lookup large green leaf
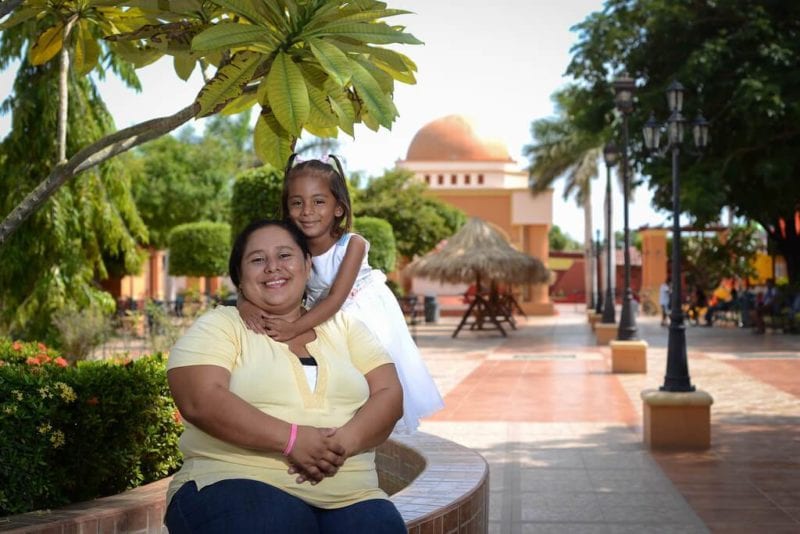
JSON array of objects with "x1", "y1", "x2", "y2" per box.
[
  {"x1": 266, "y1": 51, "x2": 309, "y2": 135},
  {"x1": 349, "y1": 59, "x2": 395, "y2": 129},
  {"x1": 305, "y1": 8, "x2": 409, "y2": 33},
  {"x1": 221, "y1": 92, "x2": 258, "y2": 115},
  {"x1": 353, "y1": 55, "x2": 394, "y2": 94},
  {"x1": 209, "y1": 0, "x2": 274, "y2": 27},
  {"x1": 306, "y1": 83, "x2": 339, "y2": 128},
  {"x1": 360, "y1": 108, "x2": 381, "y2": 132},
  {"x1": 309, "y1": 22, "x2": 422, "y2": 45},
  {"x1": 173, "y1": 51, "x2": 196, "y2": 80},
  {"x1": 121, "y1": 0, "x2": 203, "y2": 13},
  {"x1": 196, "y1": 50, "x2": 262, "y2": 117},
  {"x1": 191, "y1": 22, "x2": 277, "y2": 53},
  {"x1": 254, "y1": 111, "x2": 293, "y2": 168},
  {"x1": 354, "y1": 45, "x2": 416, "y2": 84},
  {"x1": 109, "y1": 40, "x2": 164, "y2": 68},
  {"x1": 328, "y1": 89, "x2": 356, "y2": 136},
  {"x1": 308, "y1": 8, "x2": 410, "y2": 30},
  {"x1": 308, "y1": 38, "x2": 352, "y2": 86},
  {"x1": 29, "y1": 23, "x2": 64, "y2": 66},
  {"x1": 0, "y1": 6, "x2": 40, "y2": 30},
  {"x1": 73, "y1": 21, "x2": 102, "y2": 76}
]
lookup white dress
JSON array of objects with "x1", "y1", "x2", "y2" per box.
[{"x1": 305, "y1": 233, "x2": 444, "y2": 432}]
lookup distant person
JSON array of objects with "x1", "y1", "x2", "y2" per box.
[
  {"x1": 704, "y1": 287, "x2": 737, "y2": 326},
  {"x1": 659, "y1": 278, "x2": 671, "y2": 326},
  {"x1": 688, "y1": 287, "x2": 707, "y2": 326},
  {"x1": 237, "y1": 155, "x2": 443, "y2": 432},
  {"x1": 174, "y1": 294, "x2": 185, "y2": 317},
  {"x1": 754, "y1": 278, "x2": 779, "y2": 334}
]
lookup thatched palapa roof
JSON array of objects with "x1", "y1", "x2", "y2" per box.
[{"x1": 407, "y1": 217, "x2": 551, "y2": 285}]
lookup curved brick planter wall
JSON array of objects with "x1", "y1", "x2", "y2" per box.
[{"x1": 0, "y1": 432, "x2": 488, "y2": 534}]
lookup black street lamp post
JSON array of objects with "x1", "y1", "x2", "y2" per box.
[
  {"x1": 601, "y1": 142, "x2": 618, "y2": 323},
  {"x1": 613, "y1": 73, "x2": 638, "y2": 341},
  {"x1": 642, "y1": 80, "x2": 710, "y2": 392},
  {"x1": 594, "y1": 228, "x2": 603, "y2": 315}
]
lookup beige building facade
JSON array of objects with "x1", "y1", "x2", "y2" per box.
[{"x1": 397, "y1": 115, "x2": 554, "y2": 315}]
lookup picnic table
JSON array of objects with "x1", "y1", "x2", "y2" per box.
[{"x1": 451, "y1": 287, "x2": 526, "y2": 338}]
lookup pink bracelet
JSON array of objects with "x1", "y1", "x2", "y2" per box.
[{"x1": 282, "y1": 423, "x2": 298, "y2": 456}]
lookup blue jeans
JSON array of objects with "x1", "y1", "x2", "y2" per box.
[{"x1": 165, "y1": 479, "x2": 406, "y2": 534}]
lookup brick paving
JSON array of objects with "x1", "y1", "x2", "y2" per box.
[{"x1": 417, "y1": 304, "x2": 800, "y2": 534}]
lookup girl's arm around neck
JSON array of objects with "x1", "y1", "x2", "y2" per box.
[{"x1": 266, "y1": 235, "x2": 367, "y2": 341}]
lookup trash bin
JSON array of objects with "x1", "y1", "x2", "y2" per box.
[{"x1": 424, "y1": 295, "x2": 439, "y2": 323}]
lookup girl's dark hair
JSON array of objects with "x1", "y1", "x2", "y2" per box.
[
  {"x1": 281, "y1": 154, "x2": 352, "y2": 238},
  {"x1": 229, "y1": 219, "x2": 311, "y2": 287}
]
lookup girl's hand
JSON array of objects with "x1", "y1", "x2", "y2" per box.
[
  {"x1": 287, "y1": 426, "x2": 345, "y2": 484},
  {"x1": 237, "y1": 297, "x2": 269, "y2": 334},
  {"x1": 265, "y1": 318, "x2": 299, "y2": 341}
]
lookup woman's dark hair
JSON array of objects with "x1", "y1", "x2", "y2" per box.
[
  {"x1": 229, "y1": 219, "x2": 311, "y2": 287},
  {"x1": 281, "y1": 154, "x2": 352, "y2": 238}
]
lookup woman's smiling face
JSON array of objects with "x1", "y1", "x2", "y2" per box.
[{"x1": 239, "y1": 225, "x2": 311, "y2": 316}]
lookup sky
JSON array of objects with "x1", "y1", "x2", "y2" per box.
[{"x1": 0, "y1": 0, "x2": 672, "y2": 243}]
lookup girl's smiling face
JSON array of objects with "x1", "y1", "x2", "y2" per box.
[
  {"x1": 286, "y1": 173, "x2": 344, "y2": 244},
  {"x1": 239, "y1": 225, "x2": 311, "y2": 317}
]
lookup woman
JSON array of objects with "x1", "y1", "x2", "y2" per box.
[{"x1": 164, "y1": 219, "x2": 406, "y2": 533}]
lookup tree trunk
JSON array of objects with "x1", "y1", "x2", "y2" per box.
[
  {"x1": 58, "y1": 15, "x2": 78, "y2": 163},
  {"x1": 0, "y1": 103, "x2": 199, "y2": 246},
  {"x1": 583, "y1": 185, "x2": 593, "y2": 308}
]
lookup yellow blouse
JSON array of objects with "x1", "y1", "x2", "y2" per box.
[{"x1": 166, "y1": 306, "x2": 393, "y2": 509}]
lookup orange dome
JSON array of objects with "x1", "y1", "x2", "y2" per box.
[{"x1": 405, "y1": 115, "x2": 512, "y2": 162}]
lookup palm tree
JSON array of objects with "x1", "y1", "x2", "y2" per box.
[{"x1": 524, "y1": 91, "x2": 604, "y2": 308}]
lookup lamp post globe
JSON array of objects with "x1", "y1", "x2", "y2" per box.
[
  {"x1": 613, "y1": 73, "x2": 639, "y2": 341},
  {"x1": 601, "y1": 142, "x2": 618, "y2": 324}
]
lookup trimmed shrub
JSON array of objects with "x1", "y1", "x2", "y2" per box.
[
  {"x1": 354, "y1": 216, "x2": 396, "y2": 273},
  {"x1": 230, "y1": 165, "x2": 284, "y2": 239},
  {"x1": 168, "y1": 221, "x2": 231, "y2": 277},
  {"x1": 0, "y1": 341, "x2": 182, "y2": 516}
]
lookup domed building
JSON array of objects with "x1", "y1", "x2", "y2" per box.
[{"x1": 397, "y1": 115, "x2": 555, "y2": 315}]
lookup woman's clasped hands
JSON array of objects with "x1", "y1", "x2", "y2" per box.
[{"x1": 286, "y1": 426, "x2": 353, "y2": 485}]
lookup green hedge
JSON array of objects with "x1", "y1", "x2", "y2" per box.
[
  {"x1": 230, "y1": 165, "x2": 284, "y2": 239},
  {"x1": 0, "y1": 340, "x2": 182, "y2": 516},
  {"x1": 353, "y1": 216, "x2": 396, "y2": 273},
  {"x1": 168, "y1": 221, "x2": 231, "y2": 277}
]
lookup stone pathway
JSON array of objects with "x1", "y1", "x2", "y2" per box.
[{"x1": 416, "y1": 304, "x2": 800, "y2": 533}]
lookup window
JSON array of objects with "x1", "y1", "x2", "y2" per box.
[
  {"x1": 465, "y1": 174, "x2": 471, "y2": 185},
  {"x1": 451, "y1": 174, "x2": 457, "y2": 184},
  {"x1": 477, "y1": 174, "x2": 485, "y2": 185},
  {"x1": 424, "y1": 174, "x2": 431, "y2": 184},
  {"x1": 437, "y1": 174, "x2": 444, "y2": 185}
]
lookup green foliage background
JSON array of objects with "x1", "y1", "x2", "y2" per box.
[
  {"x1": 565, "y1": 0, "x2": 800, "y2": 283},
  {"x1": 353, "y1": 216, "x2": 396, "y2": 273},
  {"x1": 131, "y1": 125, "x2": 243, "y2": 249},
  {"x1": 0, "y1": 62, "x2": 146, "y2": 341},
  {"x1": 168, "y1": 221, "x2": 231, "y2": 277},
  {"x1": 354, "y1": 169, "x2": 466, "y2": 259},
  {"x1": 229, "y1": 165, "x2": 284, "y2": 239}
]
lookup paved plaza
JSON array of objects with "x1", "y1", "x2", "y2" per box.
[{"x1": 415, "y1": 304, "x2": 800, "y2": 534}]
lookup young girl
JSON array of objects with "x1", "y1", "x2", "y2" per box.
[{"x1": 238, "y1": 154, "x2": 443, "y2": 432}]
